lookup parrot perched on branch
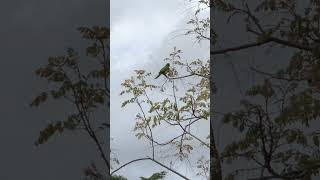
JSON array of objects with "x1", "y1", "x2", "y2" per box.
[{"x1": 155, "y1": 63, "x2": 170, "y2": 79}]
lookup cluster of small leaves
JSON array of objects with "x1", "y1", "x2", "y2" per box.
[
  {"x1": 111, "y1": 175, "x2": 127, "y2": 180},
  {"x1": 30, "y1": 92, "x2": 48, "y2": 107},
  {"x1": 31, "y1": 26, "x2": 109, "y2": 146},
  {"x1": 271, "y1": 150, "x2": 320, "y2": 179},
  {"x1": 275, "y1": 89, "x2": 320, "y2": 127},
  {"x1": 83, "y1": 163, "x2": 108, "y2": 180},
  {"x1": 189, "y1": 59, "x2": 210, "y2": 78},
  {"x1": 222, "y1": 77, "x2": 320, "y2": 179},
  {"x1": 35, "y1": 114, "x2": 80, "y2": 146},
  {"x1": 221, "y1": 128, "x2": 259, "y2": 162},
  {"x1": 254, "y1": 0, "x2": 296, "y2": 12},
  {"x1": 140, "y1": 171, "x2": 167, "y2": 180},
  {"x1": 172, "y1": 136, "x2": 195, "y2": 161},
  {"x1": 78, "y1": 26, "x2": 109, "y2": 42},
  {"x1": 171, "y1": 57, "x2": 210, "y2": 120},
  {"x1": 185, "y1": 0, "x2": 210, "y2": 43},
  {"x1": 246, "y1": 79, "x2": 274, "y2": 98},
  {"x1": 256, "y1": 0, "x2": 320, "y2": 46},
  {"x1": 188, "y1": 0, "x2": 211, "y2": 8},
  {"x1": 212, "y1": 0, "x2": 234, "y2": 12},
  {"x1": 120, "y1": 50, "x2": 209, "y2": 166},
  {"x1": 196, "y1": 156, "x2": 209, "y2": 178},
  {"x1": 297, "y1": 158, "x2": 320, "y2": 178},
  {"x1": 36, "y1": 48, "x2": 79, "y2": 75},
  {"x1": 120, "y1": 70, "x2": 157, "y2": 108},
  {"x1": 78, "y1": 26, "x2": 109, "y2": 80},
  {"x1": 181, "y1": 86, "x2": 209, "y2": 120},
  {"x1": 186, "y1": 15, "x2": 210, "y2": 43}
]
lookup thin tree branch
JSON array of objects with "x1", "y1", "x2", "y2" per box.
[
  {"x1": 211, "y1": 39, "x2": 272, "y2": 55},
  {"x1": 111, "y1": 157, "x2": 190, "y2": 180}
]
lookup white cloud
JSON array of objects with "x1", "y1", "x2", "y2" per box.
[{"x1": 110, "y1": 0, "x2": 187, "y2": 72}]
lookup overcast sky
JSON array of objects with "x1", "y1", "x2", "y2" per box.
[
  {"x1": 111, "y1": 0, "x2": 209, "y2": 179},
  {"x1": 0, "y1": 0, "x2": 108, "y2": 179}
]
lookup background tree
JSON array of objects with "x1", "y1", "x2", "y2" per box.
[
  {"x1": 30, "y1": 25, "x2": 171, "y2": 180},
  {"x1": 212, "y1": 0, "x2": 320, "y2": 179},
  {"x1": 30, "y1": 26, "x2": 111, "y2": 179}
]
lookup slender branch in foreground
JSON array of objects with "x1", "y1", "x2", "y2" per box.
[
  {"x1": 111, "y1": 158, "x2": 150, "y2": 175},
  {"x1": 247, "y1": 28, "x2": 313, "y2": 51},
  {"x1": 211, "y1": 39, "x2": 272, "y2": 55},
  {"x1": 167, "y1": 74, "x2": 196, "y2": 80},
  {"x1": 168, "y1": 73, "x2": 209, "y2": 80},
  {"x1": 247, "y1": 175, "x2": 284, "y2": 180},
  {"x1": 211, "y1": 31, "x2": 313, "y2": 56},
  {"x1": 110, "y1": 157, "x2": 190, "y2": 180}
]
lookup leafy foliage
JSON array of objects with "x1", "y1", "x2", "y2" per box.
[
  {"x1": 31, "y1": 26, "x2": 109, "y2": 146},
  {"x1": 31, "y1": 26, "x2": 110, "y2": 178},
  {"x1": 111, "y1": 175, "x2": 128, "y2": 180},
  {"x1": 140, "y1": 171, "x2": 167, "y2": 180},
  {"x1": 120, "y1": 48, "x2": 209, "y2": 161}
]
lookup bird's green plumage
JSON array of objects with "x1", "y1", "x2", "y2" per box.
[{"x1": 155, "y1": 63, "x2": 170, "y2": 79}]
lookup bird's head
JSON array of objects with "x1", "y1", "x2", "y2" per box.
[{"x1": 166, "y1": 63, "x2": 170, "y2": 67}]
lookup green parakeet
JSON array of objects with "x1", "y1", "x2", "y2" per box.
[{"x1": 155, "y1": 63, "x2": 170, "y2": 79}]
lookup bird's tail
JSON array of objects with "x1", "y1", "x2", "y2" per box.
[{"x1": 155, "y1": 74, "x2": 160, "y2": 79}]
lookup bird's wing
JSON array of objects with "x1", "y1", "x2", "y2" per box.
[{"x1": 159, "y1": 65, "x2": 169, "y2": 74}]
